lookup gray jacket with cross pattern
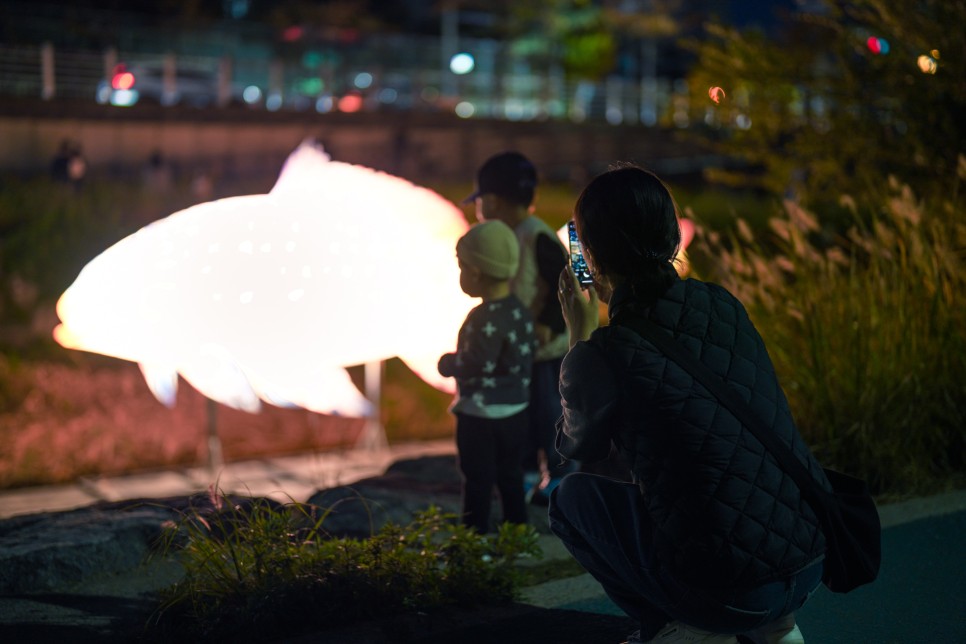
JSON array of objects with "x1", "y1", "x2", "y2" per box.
[{"x1": 439, "y1": 294, "x2": 538, "y2": 419}]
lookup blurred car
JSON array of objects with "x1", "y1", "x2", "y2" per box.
[{"x1": 96, "y1": 63, "x2": 236, "y2": 107}]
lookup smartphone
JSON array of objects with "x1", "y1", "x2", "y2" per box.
[{"x1": 568, "y1": 220, "x2": 594, "y2": 288}]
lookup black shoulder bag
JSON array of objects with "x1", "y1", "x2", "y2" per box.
[{"x1": 614, "y1": 312, "x2": 882, "y2": 593}]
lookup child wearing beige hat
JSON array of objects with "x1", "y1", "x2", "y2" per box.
[{"x1": 438, "y1": 220, "x2": 538, "y2": 533}]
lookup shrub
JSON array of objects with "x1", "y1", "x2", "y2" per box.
[
  {"x1": 694, "y1": 178, "x2": 965, "y2": 498},
  {"x1": 149, "y1": 493, "x2": 541, "y2": 642}
]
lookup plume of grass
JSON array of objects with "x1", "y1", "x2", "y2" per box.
[{"x1": 694, "y1": 178, "x2": 965, "y2": 498}]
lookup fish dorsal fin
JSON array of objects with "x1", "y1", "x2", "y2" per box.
[
  {"x1": 269, "y1": 139, "x2": 332, "y2": 196},
  {"x1": 138, "y1": 363, "x2": 179, "y2": 408}
]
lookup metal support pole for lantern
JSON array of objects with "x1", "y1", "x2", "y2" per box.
[
  {"x1": 357, "y1": 360, "x2": 388, "y2": 451},
  {"x1": 206, "y1": 398, "x2": 224, "y2": 473}
]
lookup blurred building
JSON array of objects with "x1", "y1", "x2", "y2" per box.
[{"x1": 0, "y1": 1, "x2": 805, "y2": 125}]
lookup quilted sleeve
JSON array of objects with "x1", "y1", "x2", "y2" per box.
[{"x1": 555, "y1": 340, "x2": 620, "y2": 463}]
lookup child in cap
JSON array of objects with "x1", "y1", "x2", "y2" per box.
[
  {"x1": 438, "y1": 220, "x2": 538, "y2": 533},
  {"x1": 464, "y1": 151, "x2": 573, "y2": 504}
]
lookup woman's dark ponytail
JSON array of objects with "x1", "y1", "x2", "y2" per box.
[{"x1": 628, "y1": 257, "x2": 679, "y2": 304}]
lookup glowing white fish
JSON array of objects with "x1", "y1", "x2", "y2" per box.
[{"x1": 54, "y1": 141, "x2": 474, "y2": 417}]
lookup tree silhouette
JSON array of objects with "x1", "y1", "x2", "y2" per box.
[{"x1": 683, "y1": 0, "x2": 964, "y2": 206}]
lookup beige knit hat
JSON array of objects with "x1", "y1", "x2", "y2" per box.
[{"x1": 456, "y1": 220, "x2": 519, "y2": 279}]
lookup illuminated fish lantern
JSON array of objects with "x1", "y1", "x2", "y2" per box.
[{"x1": 54, "y1": 141, "x2": 474, "y2": 417}]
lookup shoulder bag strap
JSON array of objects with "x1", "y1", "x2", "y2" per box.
[{"x1": 613, "y1": 312, "x2": 830, "y2": 511}]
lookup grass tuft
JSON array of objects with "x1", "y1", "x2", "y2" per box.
[
  {"x1": 693, "y1": 180, "x2": 965, "y2": 498},
  {"x1": 147, "y1": 492, "x2": 541, "y2": 642}
]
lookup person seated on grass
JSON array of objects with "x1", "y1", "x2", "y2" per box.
[
  {"x1": 438, "y1": 220, "x2": 538, "y2": 533},
  {"x1": 551, "y1": 164, "x2": 829, "y2": 644}
]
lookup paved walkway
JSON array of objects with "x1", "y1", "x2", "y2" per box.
[
  {"x1": 0, "y1": 439, "x2": 457, "y2": 520},
  {"x1": 521, "y1": 491, "x2": 966, "y2": 643},
  {"x1": 1, "y1": 443, "x2": 964, "y2": 643}
]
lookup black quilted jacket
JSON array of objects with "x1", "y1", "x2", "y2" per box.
[{"x1": 556, "y1": 278, "x2": 828, "y2": 590}]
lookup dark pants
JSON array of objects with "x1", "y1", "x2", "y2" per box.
[
  {"x1": 526, "y1": 357, "x2": 575, "y2": 478},
  {"x1": 455, "y1": 410, "x2": 529, "y2": 533},
  {"x1": 549, "y1": 473, "x2": 823, "y2": 638}
]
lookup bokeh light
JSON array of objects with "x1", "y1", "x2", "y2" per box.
[
  {"x1": 110, "y1": 89, "x2": 138, "y2": 107},
  {"x1": 449, "y1": 53, "x2": 475, "y2": 75},
  {"x1": 354, "y1": 72, "x2": 373, "y2": 89},
  {"x1": 242, "y1": 85, "x2": 262, "y2": 104},
  {"x1": 315, "y1": 95, "x2": 334, "y2": 113},
  {"x1": 917, "y1": 55, "x2": 938, "y2": 74},
  {"x1": 708, "y1": 86, "x2": 726, "y2": 104},
  {"x1": 338, "y1": 93, "x2": 363, "y2": 112},
  {"x1": 455, "y1": 101, "x2": 475, "y2": 118},
  {"x1": 866, "y1": 36, "x2": 890, "y2": 55},
  {"x1": 281, "y1": 25, "x2": 303, "y2": 42},
  {"x1": 378, "y1": 88, "x2": 398, "y2": 104},
  {"x1": 112, "y1": 71, "x2": 135, "y2": 91}
]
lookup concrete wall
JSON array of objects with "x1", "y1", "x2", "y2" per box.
[{"x1": 0, "y1": 100, "x2": 697, "y2": 186}]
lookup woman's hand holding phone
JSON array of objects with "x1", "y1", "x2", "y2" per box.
[
  {"x1": 558, "y1": 265, "x2": 599, "y2": 349},
  {"x1": 568, "y1": 220, "x2": 595, "y2": 288}
]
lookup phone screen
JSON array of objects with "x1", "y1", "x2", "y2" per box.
[{"x1": 568, "y1": 220, "x2": 594, "y2": 287}]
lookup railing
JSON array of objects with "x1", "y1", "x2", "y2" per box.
[{"x1": 0, "y1": 40, "x2": 695, "y2": 127}]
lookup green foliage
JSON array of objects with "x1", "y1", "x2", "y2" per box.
[
  {"x1": 681, "y1": 1, "x2": 965, "y2": 497},
  {"x1": 380, "y1": 358, "x2": 454, "y2": 441},
  {"x1": 0, "y1": 354, "x2": 30, "y2": 414},
  {"x1": 683, "y1": 0, "x2": 964, "y2": 207},
  {"x1": 503, "y1": 0, "x2": 617, "y2": 80},
  {"x1": 0, "y1": 174, "x2": 200, "y2": 330},
  {"x1": 671, "y1": 185, "x2": 778, "y2": 233},
  {"x1": 150, "y1": 496, "x2": 541, "y2": 642},
  {"x1": 1, "y1": 179, "x2": 117, "y2": 318},
  {"x1": 694, "y1": 180, "x2": 966, "y2": 498}
]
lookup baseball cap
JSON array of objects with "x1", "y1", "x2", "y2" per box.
[
  {"x1": 462, "y1": 151, "x2": 537, "y2": 206},
  {"x1": 456, "y1": 220, "x2": 520, "y2": 279}
]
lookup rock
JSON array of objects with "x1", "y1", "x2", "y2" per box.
[
  {"x1": 0, "y1": 504, "x2": 176, "y2": 594},
  {"x1": 0, "y1": 493, "x2": 280, "y2": 594},
  {"x1": 307, "y1": 454, "x2": 464, "y2": 538},
  {"x1": 383, "y1": 454, "x2": 463, "y2": 486},
  {"x1": 307, "y1": 454, "x2": 551, "y2": 538}
]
